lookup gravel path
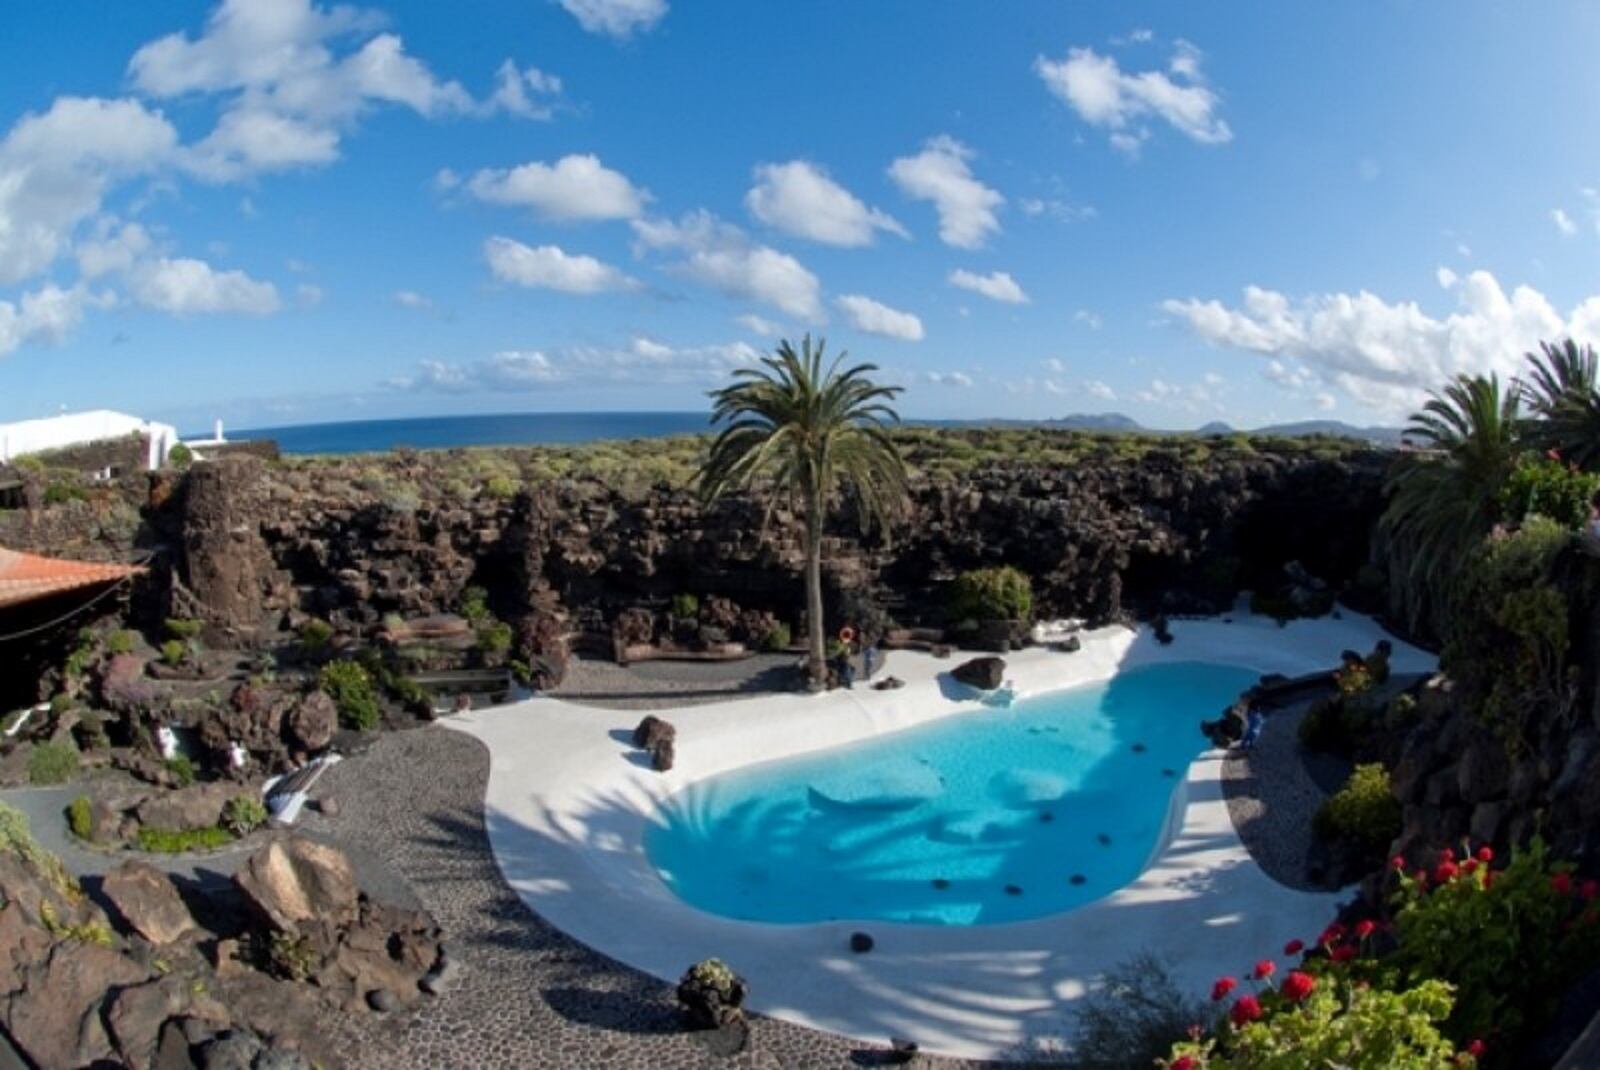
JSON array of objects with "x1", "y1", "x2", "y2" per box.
[
  {"x1": 320, "y1": 724, "x2": 980, "y2": 1069},
  {"x1": 1220, "y1": 701, "x2": 1351, "y2": 890}
]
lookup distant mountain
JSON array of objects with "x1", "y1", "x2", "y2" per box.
[
  {"x1": 1043, "y1": 412, "x2": 1145, "y2": 432},
  {"x1": 1196, "y1": 421, "x2": 1235, "y2": 435},
  {"x1": 1250, "y1": 419, "x2": 1406, "y2": 445}
]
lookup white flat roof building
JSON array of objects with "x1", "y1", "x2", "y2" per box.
[{"x1": 0, "y1": 410, "x2": 179, "y2": 470}]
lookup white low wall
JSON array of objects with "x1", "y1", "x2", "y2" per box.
[{"x1": 446, "y1": 610, "x2": 1434, "y2": 1059}]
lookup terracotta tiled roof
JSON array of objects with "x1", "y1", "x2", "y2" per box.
[{"x1": 0, "y1": 547, "x2": 143, "y2": 609}]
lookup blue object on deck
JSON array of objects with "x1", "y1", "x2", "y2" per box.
[{"x1": 1239, "y1": 708, "x2": 1266, "y2": 750}]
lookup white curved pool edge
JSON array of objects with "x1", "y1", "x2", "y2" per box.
[{"x1": 445, "y1": 611, "x2": 1435, "y2": 1060}]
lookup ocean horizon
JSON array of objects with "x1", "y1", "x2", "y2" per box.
[{"x1": 227, "y1": 411, "x2": 714, "y2": 455}]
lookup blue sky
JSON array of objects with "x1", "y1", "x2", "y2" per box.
[{"x1": 4, "y1": 1, "x2": 1600, "y2": 432}]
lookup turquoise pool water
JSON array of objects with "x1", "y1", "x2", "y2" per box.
[{"x1": 644, "y1": 661, "x2": 1259, "y2": 925}]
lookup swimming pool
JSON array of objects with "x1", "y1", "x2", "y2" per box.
[{"x1": 645, "y1": 661, "x2": 1259, "y2": 926}]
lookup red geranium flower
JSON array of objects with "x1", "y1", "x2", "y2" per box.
[
  {"x1": 1462, "y1": 858, "x2": 1479, "y2": 875},
  {"x1": 1229, "y1": 994, "x2": 1263, "y2": 1026},
  {"x1": 1320, "y1": 921, "x2": 1346, "y2": 945},
  {"x1": 1354, "y1": 919, "x2": 1377, "y2": 939},
  {"x1": 1330, "y1": 945, "x2": 1359, "y2": 963},
  {"x1": 1434, "y1": 860, "x2": 1459, "y2": 884},
  {"x1": 1391, "y1": 854, "x2": 1407, "y2": 871},
  {"x1": 1468, "y1": 1038, "x2": 1487, "y2": 1057},
  {"x1": 1211, "y1": 976, "x2": 1237, "y2": 1001},
  {"x1": 1280, "y1": 970, "x2": 1316, "y2": 1002},
  {"x1": 1476, "y1": 846, "x2": 1493, "y2": 863},
  {"x1": 1171, "y1": 1057, "x2": 1197, "y2": 1070},
  {"x1": 1283, "y1": 938, "x2": 1304, "y2": 956},
  {"x1": 1553, "y1": 873, "x2": 1574, "y2": 896},
  {"x1": 1253, "y1": 958, "x2": 1276, "y2": 980},
  {"x1": 1439, "y1": 847, "x2": 1456, "y2": 864},
  {"x1": 1413, "y1": 869, "x2": 1429, "y2": 888}
]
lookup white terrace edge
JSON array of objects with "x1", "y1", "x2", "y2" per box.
[{"x1": 445, "y1": 610, "x2": 1435, "y2": 1060}]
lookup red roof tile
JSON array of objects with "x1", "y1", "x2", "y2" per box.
[{"x1": 0, "y1": 547, "x2": 143, "y2": 609}]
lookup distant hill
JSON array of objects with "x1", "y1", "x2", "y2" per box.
[
  {"x1": 1042, "y1": 412, "x2": 1145, "y2": 433},
  {"x1": 917, "y1": 412, "x2": 1405, "y2": 445},
  {"x1": 1250, "y1": 420, "x2": 1406, "y2": 445},
  {"x1": 1196, "y1": 421, "x2": 1234, "y2": 436}
]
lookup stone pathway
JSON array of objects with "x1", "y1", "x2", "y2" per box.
[{"x1": 319, "y1": 725, "x2": 980, "y2": 1069}]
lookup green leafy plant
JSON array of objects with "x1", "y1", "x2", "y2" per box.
[
  {"x1": 266, "y1": 929, "x2": 321, "y2": 981},
  {"x1": 948, "y1": 566, "x2": 1034, "y2": 622},
  {"x1": 104, "y1": 629, "x2": 138, "y2": 656},
  {"x1": 164, "y1": 755, "x2": 197, "y2": 787},
  {"x1": 166, "y1": 442, "x2": 194, "y2": 468},
  {"x1": 1072, "y1": 953, "x2": 1211, "y2": 1070},
  {"x1": 670, "y1": 592, "x2": 700, "y2": 621},
  {"x1": 164, "y1": 618, "x2": 203, "y2": 641},
  {"x1": 459, "y1": 585, "x2": 490, "y2": 624},
  {"x1": 27, "y1": 741, "x2": 79, "y2": 785},
  {"x1": 222, "y1": 794, "x2": 268, "y2": 836},
  {"x1": 761, "y1": 621, "x2": 792, "y2": 652},
  {"x1": 298, "y1": 618, "x2": 334, "y2": 651},
  {"x1": 0, "y1": 802, "x2": 80, "y2": 900},
  {"x1": 159, "y1": 639, "x2": 187, "y2": 667},
  {"x1": 65, "y1": 796, "x2": 93, "y2": 840},
  {"x1": 1314, "y1": 763, "x2": 1401, "y2": 860},
  {"x1": 1498, "y1": 454, "x2": 1600, "y2": 528},
  {"x1": 318, "y1": 660, "x2": 380, "y2": 731},
  {"x1": 483, "y1": 473, "x2": 518, "y2": 499},
  {"x1": 476, "y1": 620, "x2": 513, "y2": 656},
  {"x1": 135, "y1": 825, "x2": 234, "y2": 853},
  {"x1": 39, "y1": 901, "x2": 114, "y2": 947}
]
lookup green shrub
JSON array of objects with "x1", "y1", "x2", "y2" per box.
[
  {"x1": 670, "y1": 592, "x2": 700, "y2": 620},
  {"x1": 0, "y1": 802, "x2": 79, "y2": 899},
  {"x1": 1391, "y1": 838, "x2": 1600, "y2": 1053},
  {"x1": 164, "y1": 755, "x2": 196, "y2": 787},
  {"x1": 222, "y1": 795, "x2": 268, "y2": 836},
  {"x1": 267, "y1": 929, "x2": 321, "y2": 981},
  {"x1": 318, "y1": 660, "x2": 380, "y2": 731},
  {"x1": 1314, "y1": 763, "x2": 1401, "y2": 858},
  {"x1": 164, "y1": 618, "x2": 203, "y2": 641},
  {"x1": 39, "y1": 900, "x2": 114, "y2": 946},
  {"x1": 65, "y1": 796, "x2": 93, "y2": 840},
  {"x1": 483, "y1": 474, "x2": 518, "y2": 499},
  {"x1": 948, "y1": 566, "x2": 1034, "y2": 621},
  {"x1": 1498, "y1": 454, "x2": 1600, "y2": 529},
  {"x1": 135, "y1": 825, "x2": 234, "y2": 853},
  {"x1": 160, "y1": 639, "x2": 187, "y2": 667},
  {"x1": 298, "y1": 618, "x2": 334, "y2": 651},
  {"x1": 27, "y1": 741, "x2": 78, "y2": 785},
  {"x1": 166, "y1": 442, "x2": 193, "y2": 468},
  {"x1": 104, "y1": 629, "x2": 137, "y2": 656},
  {"x1": 761, "y1": 622, "x2": 792, "y2": 651},
  {"x1": 459, "y1": 586, "x2": 490, "y2": 624},
  {"x1": 477, "y1": 620, "x2": 513, "y2": 655}
]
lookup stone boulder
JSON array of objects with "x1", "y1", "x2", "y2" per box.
[
  {"x1": 515, "y1": 610, "x2": 569, "y2": 690},
  {"x1": 632, "y1": 715, "x2": 675, "y2": 751},
  {"x1": 2, "y1": 939, "x2": 151, "y2": 1069},
  {"x1": 101, "y1": 861, "x2": 195, "y2": 945},
  {"x1": 136, "y1": 781, "x2": 238, "y2": 833},
  {"x1": 235, "y1": 838, "x2": 359, "y2": 932},
  {"x1": 285, "y1": 691, "x2": 336, "y2": 754},
  {"x1": 951, "y1": 656, "x2": 1006, "y2": 691},
  {"x1": 99, "y1": 654, "x2": 158, "y2": 714}
]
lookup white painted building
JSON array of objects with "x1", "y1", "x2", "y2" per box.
[{"x1": 0, "y1": 410, "x2": 179, "y2": 470}]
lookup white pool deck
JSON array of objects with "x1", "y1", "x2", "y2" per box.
[{"x1": 445, "y1": 610, "x2": 1435, "y2": 1060}]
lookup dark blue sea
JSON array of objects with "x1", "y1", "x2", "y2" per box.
[{"x1": 230, "y1": 411, "x2": 712, "y2": 455}]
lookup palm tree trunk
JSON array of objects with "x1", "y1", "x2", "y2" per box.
[{"x1": 804, "y1": 488, "x2": 826, "y2": 691}]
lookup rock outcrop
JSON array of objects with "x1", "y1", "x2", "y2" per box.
[
  {"x1": 235, "y1": 838, "x2": 360, "y2": 932},
  {"x1": 952, "y1": 656, "x2": 1006, "y2": 691}
]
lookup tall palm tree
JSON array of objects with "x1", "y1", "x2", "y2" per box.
[
  {"x1": 700, "y1": 336, "x2": 907, "y2": 689},
  {"x1": 1381, "y1": 373, "x2": 1523, "y2": 629},
  {"x1": 1521, "y1": 338, "x2": 1600, "y2": 469}
]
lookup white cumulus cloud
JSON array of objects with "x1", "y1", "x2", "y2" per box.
[
  {"x1": 1163, "y1": 270, "x2": 1600, "y2": 416},
  {"x1": 465, "y1": 154, "x2": 648, "y2": 221},
  {"x1": 1035, "y1": 42, "x2": 1231, "y2": 154},
  {"x1": 745, "y1": 160, "x2": 905, "y2": 247},
  {"x1": 130, "y1": 256, "x2": 281, "y2": 315},
  {"x1": 926, "y1": 370, "x2": 974, "y2": 387},
  {"x1": 484, "y1": 235, "x2": 637, "y2": 294},
  {"x1": 1553, "y1": 208, "x2": 1577, "y2": 236},
  {"x1": 836, "y1": 294, "x2": 924, "y2": 341},
  {"x1": 631, "y1": 211, "x2": 823, "y2": 320},
  {"x1": 888, "y1": 136, "x2": 1003, "y2": 249},
  {"x1": 948, "y1": 268, "x2": 1028, "y2": 304},
  {"x1": 555, "y1": 0, "x2": 667, "y2": 37}
]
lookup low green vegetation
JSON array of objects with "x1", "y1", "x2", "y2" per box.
[
  {"x1": 947, "y1": 565, "x2": 1034, "y2": 622},
  {"x1": 164, "y1": 618, "x2": 203, "y2": 641},
  {"x1": 27, "y1": 740, "x2": 78, "y2": 785},
  {"x1": 222, "y1": 794, "x2": 268, "y2": 836},
  {"x1": 164, "y1": 755, "x2": 197, "y2": 787},
  {"x1": 476, "y1": 620, "x2": 513, "y2": 657},
  {"x1": 0, "y1": 802, "x2": 81, "y2": 900},
  {"x1": 39, "y1": 900, "x2": 114, "y2": 947},
  {"x1": 135, "y1": 825, "x2": 235, "y2": 853},
  {"x1": 1314, "y1": 763, "x2": 1402, "y2": 860},
  {"x1": 670, "y1": 592, "x2": 700, "y2": 620},
  {"x1": 103, "y1": 629, "x2": 138, "y2": 656},
  {"x1": 761, "y1": 621, "x2": 792, "y2": 651},
  {"x1": 318, "y1": 659, "x2": 380, "y2": 731},
  {"x1": 65, "y1": 795, "x2": 93, "y2": 840},
  {"x1": 298, "y1": 618, "x2": 333, "y2": 652},
  {"x1": 266, "y1": 929, "x2": 320, "y2": 981},
  {"x1": 459, "y1": 585, "x2": 490, "y2": 624}
]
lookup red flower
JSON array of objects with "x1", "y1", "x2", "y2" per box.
[
  {"x1": 1476, "y1": 846, "x2": 1493, "y2": 863},
  {"x1": 1229, "y1": 994, "x2": 1263, "y2": 1026},
  {"x1": 1283, "y1": 938, "x2": 1304, "y2": 956},
  {"x1": 1354, "y1": 919, "x2": 1377, "y2": 939},
  {"x1": 1171, "y1": 1058, "x2": 1197, "y2": 1070},
  {"x1": 1391, "y1": 854, "x2": 1407, "y2": 871},
  {"x1": 1320, "y1": 922, "x2": 1346, "y2": 945},
  {"x1": 1434, "y1": 860, "x2": 1460, "y2": 884},
  {"x1": 1554, "y1": 873, "x2": 1574, "y2": 896},
  {"x1": 1211, "y1": 976, "x2": 1237, "y2": 1001},
  {"x1": 1330, "y1": 945, "x2": 1359, "y2": 963},
  {"x1": 1413, "y1": 869, "x2": 1429, "y2": 888},
  {"x1": 1280, "y1": 970, "x2": 1316, "y2": 1002},
  {"x1": 1253, "y1": 958, "x2": 1276, "y2": 980},
  {"x1": 1462, "y1": 858, "x2": 1479, "y2": 875},
  {"x1": 1467, "y1": 1039, "x2": 1487, "y2": 1057},
  {"x1": 1584, "y1": 880, "x2": 1599, "y2": 901},
  {"x1": 1548, "y1": 448, "x2": 1563, "y2": 462},
  {"x1": 1439, "y1": 847, "x2": 1456, "y2": 864}
]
